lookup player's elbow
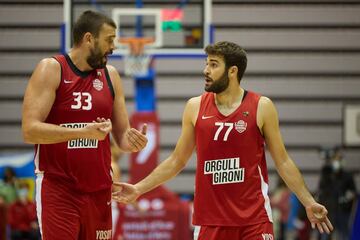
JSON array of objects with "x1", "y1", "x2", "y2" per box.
[
  {"x1": 22, "y1": 130, "x2": 34, "y2": 144},
  {"x1": 22, "y1": 123, "x2": 36, "y2": 144}
]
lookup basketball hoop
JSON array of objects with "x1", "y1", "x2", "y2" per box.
[{"x1": 119, "y1": 37, "x2": 154, "y2": 77}]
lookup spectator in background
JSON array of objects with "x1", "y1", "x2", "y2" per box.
[
  {"x1": 318, "y1": 146, "x2": 357, "y2": 240},
  {"x1": 296, "y1": 205, "x2": 312, "y2": 240},
  {"x1": 285, "y1": 196, "x2": 312, "y2": 240},
  {"x1": 271, "y1": 177, "x2": 291, "y2": 240},
  {"x1": 0, "y1": 167, "x2": 18, "y2": 204},
  {"x1": 0, "y1": 196, "x2": 6, "y2": 240},
  {"x1": 0, "y1": 167, "x2": 18, "y2": 240},
  {"x1": 7, "y1": 181, "x2": 39, "y2": 240},
  {"x1": 286, "y1": 193, "x2": 301, "y2": 240}
]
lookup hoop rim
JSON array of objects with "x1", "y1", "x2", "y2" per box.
[
  {"x1": 118, "y1": 37, "x2": 155, "y2": 56},
  {"x1": 118, "y1": 37, "x2": 155, "y2": 44}
]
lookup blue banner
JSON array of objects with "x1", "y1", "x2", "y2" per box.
[{"x1": 0, "y1": 152, "x2": 35, "y2": 179}]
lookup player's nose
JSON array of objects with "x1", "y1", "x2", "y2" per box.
[{"x1": 203, "y1": 66, "x2": 209, "y2": 75}]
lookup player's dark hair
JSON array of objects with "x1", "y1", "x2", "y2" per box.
[
  {"x1": 205, "y1": 41, "x2": 247, "y2": 83},
  {"x1": 73, "y1": 10, "x2": 116, "y2": 46}
]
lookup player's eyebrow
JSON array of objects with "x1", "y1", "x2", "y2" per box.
[
  {"x1": 107, "y1": 34, "x2": 116, "y2": 39},
  {"x1": 206, "y1": 58, "x2": 219, "y2": 63}
]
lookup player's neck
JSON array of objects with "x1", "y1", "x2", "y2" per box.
[
  {"x1": 68, "y1": 48, "x2": 93, "y2": 72},
  {"x1": 215, "y1": 86, "x2": 244, "y2": 109}
]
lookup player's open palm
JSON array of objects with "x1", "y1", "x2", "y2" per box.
[
  {"x1": 112, "y1": 182, "x2": 140, "y2": 204},
  {"x1": 126, "y1": 124, "x2": 148, "y2": 152},
  {"x1": 305, "y1": 202, "x2": 333, "y2": 234}
]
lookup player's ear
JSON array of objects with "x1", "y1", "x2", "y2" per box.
[
  {"x1": 228, "y1": 66, "x2": 238, "y2": 77},
  {"x1": 83, "y1": 32, "x2": 93, "y2": 45}
]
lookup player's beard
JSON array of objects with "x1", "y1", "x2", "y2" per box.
[
  {"x1": 87, "y1": 42, "x2": 109, "y2": 69},
  {"x1": 205, "y1": 70, "x2": 230, "y2": 93}
]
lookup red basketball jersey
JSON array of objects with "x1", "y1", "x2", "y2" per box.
[
  {"x1": 193, "y1": 91, "x2": 273, "y2": 226},
  {"x1": 34, "y1": 54, "x2": 114, "y2": 192}
]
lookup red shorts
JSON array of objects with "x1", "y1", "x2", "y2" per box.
[
  {"x1": 35, "y1": 174, "x2": 112, "y2": 240},
  {"x1": 195, "y1": 222, "x2": 274, "y2": 240}
]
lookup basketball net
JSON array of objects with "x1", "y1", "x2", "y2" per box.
[{"x1": 119, "y1": 37, "x2": 154, "y2": 77}]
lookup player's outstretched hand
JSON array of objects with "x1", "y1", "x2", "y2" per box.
[
  {"x1": 112, "y1": 182, "x2": 140, "y2": 204},
  {"x1": 126, "y1": 124, "x2": 148, "y2": 152},
  {"x1": 305, "y1": 202, "x2": 334, "y2": 234}
]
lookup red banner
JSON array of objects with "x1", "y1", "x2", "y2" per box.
[
  {"x1": 129, "y1": 112, "x2": 160, "y2": 183},
  {"x1": 115, "y1": 187, "x2": 191, "y2": 240}
]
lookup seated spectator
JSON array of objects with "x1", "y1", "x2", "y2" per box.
[{"x1": 7, "y1": 181, "x2": 39, "y2": 240}]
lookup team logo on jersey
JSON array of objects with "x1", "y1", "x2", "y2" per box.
[
  {"x1": 93, "y1": 79, "x2": 103, "y2": 91},
  {"x1": 60, "y1": 123, "x2": 98, "y2": 149},
  {"x1": 204, "y1": 157, "x2": 245, "y2": 185},
  {"x1": 235, "y1": 120, "x2": 247, "y2": 133}
]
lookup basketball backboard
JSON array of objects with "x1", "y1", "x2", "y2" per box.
[{"x1": 63, "y1": 0, "x2": 213, "y2": 58}]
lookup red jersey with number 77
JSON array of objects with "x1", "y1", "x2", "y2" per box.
[
  {"x1": 34, "y1": 54, "x2": 114, "y2": 193},
  {"x1": 193, "y1": 91, "x2": 273, "y2": 226}
]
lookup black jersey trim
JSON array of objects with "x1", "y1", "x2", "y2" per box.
[
  {"x1": 64, "y1": 54, "x2": 92, "y2": 78},
  {"x1": 242, "y1": 90, "x2": 248, "y2": 102},
  {"x1": 104, "y1": 67, "x2": 115, "y2": 99}
]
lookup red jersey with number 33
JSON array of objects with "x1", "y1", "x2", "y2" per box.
[
  {"x1": 34, "y1": 54, "x2": 114, "y2": 192},
  {"x1": 193, "y1": 91, "x2": 273, "y2": 226}
]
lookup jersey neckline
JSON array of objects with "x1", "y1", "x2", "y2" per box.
[
  {"x1": 211, "y1": 90, "x2": 248, "y2": 119},
  {"x1": 65, "y1": 54, "x2": 93, "y2": 78}
]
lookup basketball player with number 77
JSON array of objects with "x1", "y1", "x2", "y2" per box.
[
  {"x1": 22, "y1": 11, "x2": 148, "y2": 240},
  {"x1": 112, "y1": 41, "x2": 333, "y2": 239}
]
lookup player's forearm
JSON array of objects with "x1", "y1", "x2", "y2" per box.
[
  {"x1": 117, "y1": 136, "x2": 133, "y2": 152},
  {"x1": 22, "y1": 121, "x2": 87, "y2": 144},
  {"x1": 276, "y1": 159, "x2": 316, "y2": 207},
  {"x1": 112, "y1": 128, "x2": 133, "y2": 152},
  {"x1": 135, "y1": 154, "x2": 186, "y2": 195}
]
